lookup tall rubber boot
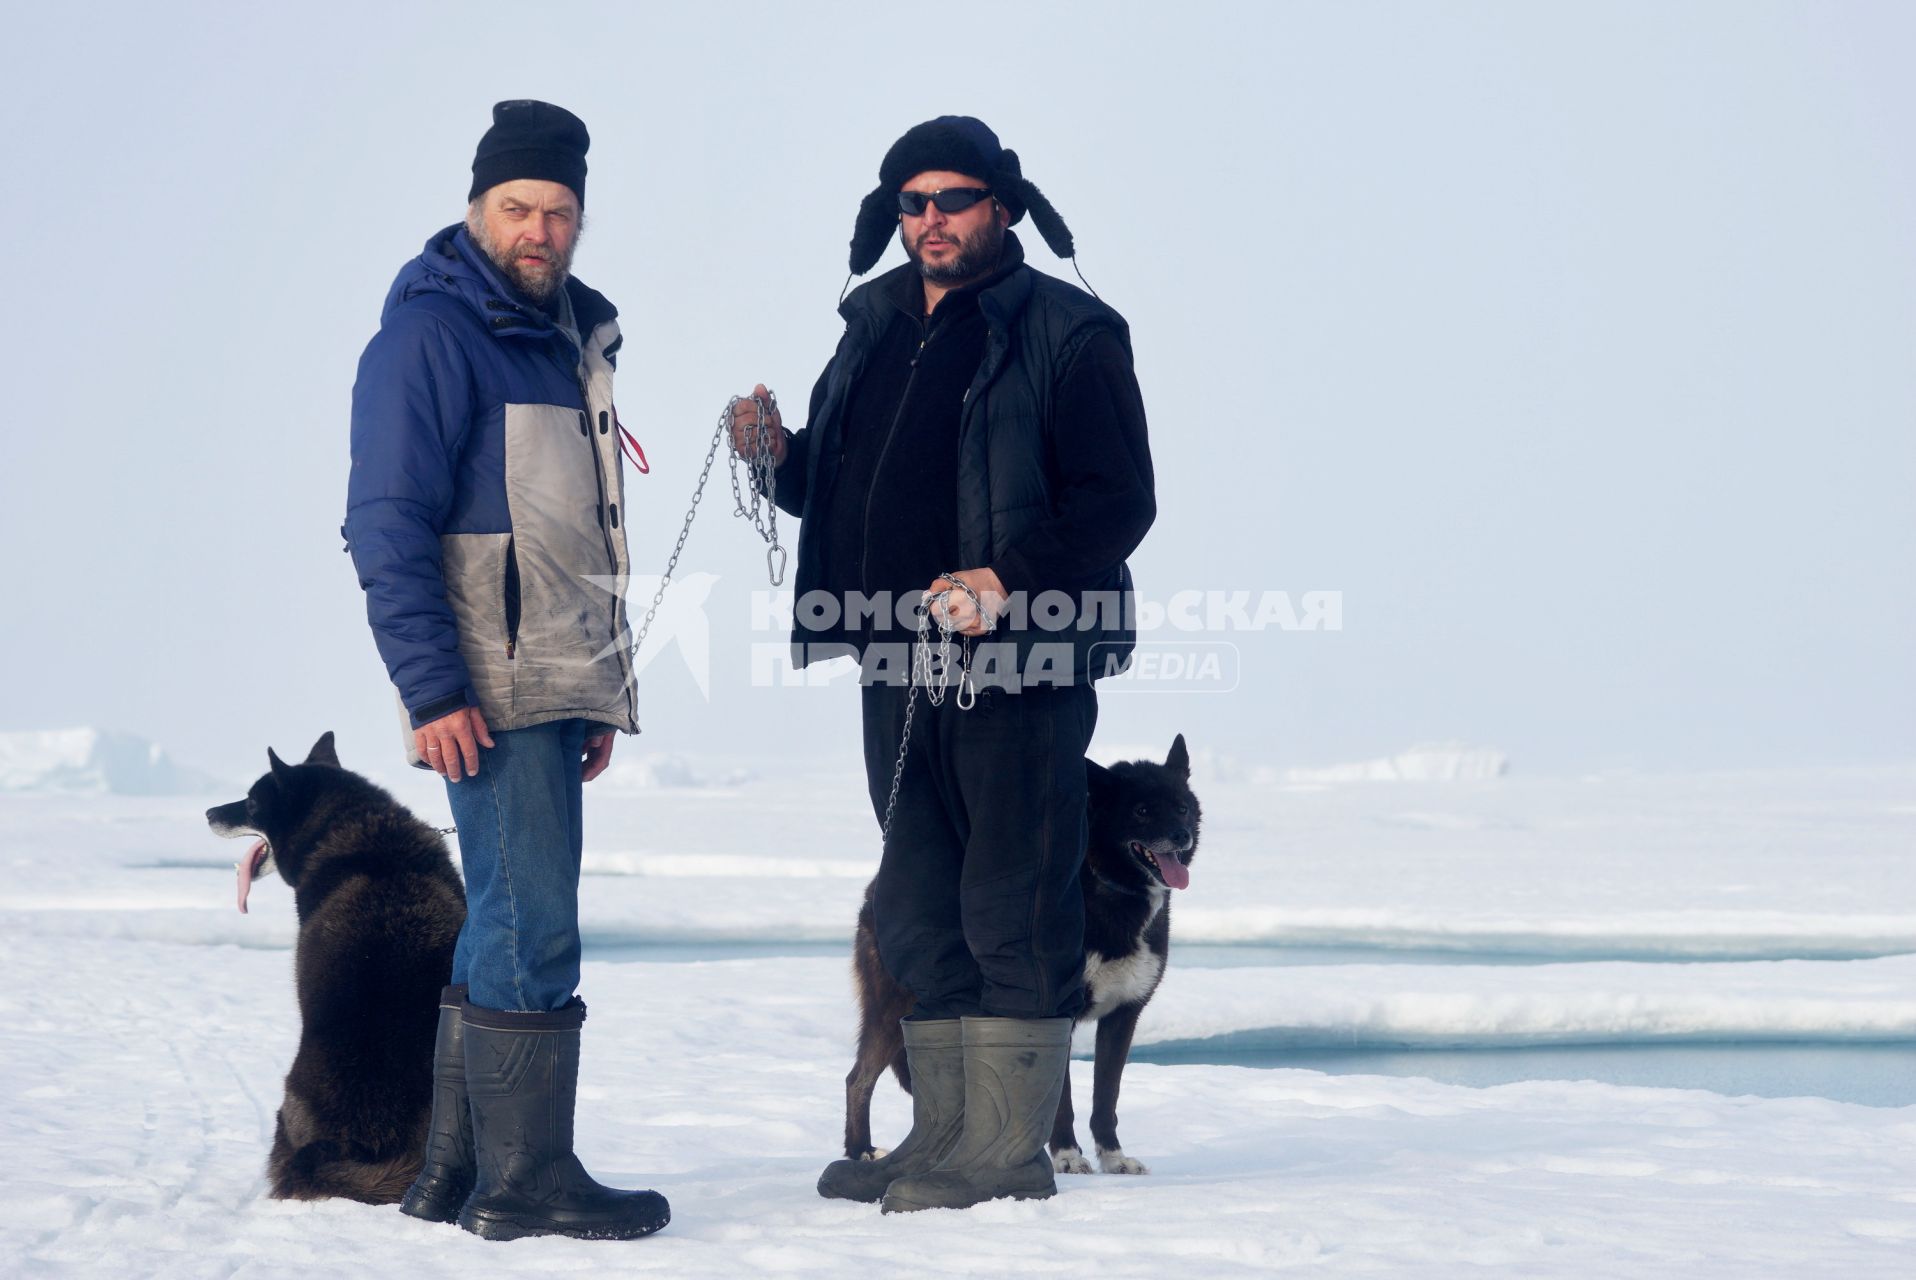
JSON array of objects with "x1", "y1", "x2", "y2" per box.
[
  {"x1": 881, "y1": 1016, "x2": 1073, "y2": 1213},
  {"x1": 817, "y1": 1018, "x2": 965, "y2": 1202},
  {"x1": 400, "y1": 984, "x2": 474, "y2": 1222},
  {"x1": 457, "y1": 999, "x2": 669, "y2": 1241}
]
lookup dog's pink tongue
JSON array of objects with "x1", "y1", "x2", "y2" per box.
[
  {"x1": 235, "y1": 839, "x2": 267, "y2": 914},
  {"x1": 1157, "y1": 853, "x2": 1191, "y2": 890}
]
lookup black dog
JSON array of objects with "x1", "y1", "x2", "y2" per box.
[
  {"x1": 206, "y1": 732, "x2": 465, "y2": 1203},
  {"x1": 843, "y1": 734, "x2": 1200, "y2": 1175}
]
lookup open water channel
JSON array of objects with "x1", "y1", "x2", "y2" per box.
[{"x1": 589, "y1": 938, "x2": 1916, "y2": 1107}]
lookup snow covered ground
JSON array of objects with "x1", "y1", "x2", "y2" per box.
[{"x1": 2, "y1": 755, "x2": 1914, "y2": 1275}]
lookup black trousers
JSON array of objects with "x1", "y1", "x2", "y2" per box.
[{"x1": 861, "y1": 681, "x2": 1098, "y2": 1021}]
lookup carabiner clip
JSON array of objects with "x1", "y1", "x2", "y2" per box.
[
  {"x1": 767, "y1": 543, "x2": 787, "y2": 587},
  {"x1": 956, "y1": 672, "x2": 977, "y2": 711}
]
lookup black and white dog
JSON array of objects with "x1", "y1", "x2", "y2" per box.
[
  {"x1": 842, "y1": 734, "x2": 1201, "y2": 1175},
  {"x1": 207, "y1": 732, "x2": 465, "y2": 1203}
]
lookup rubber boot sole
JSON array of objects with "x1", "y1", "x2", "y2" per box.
[
  {"x1": 458, "y1": 1203, "x2": 671, "y2": 1242},
  {"x1": 880, "y1": 1159, "x2": 1057, "y2": 1214},
  {"x1": 816, "y1": 1161, "x2": 891, "y2": 1203},
  {"x1": 399, "y1": 1172, "x2": 473, "y2": 1224},
  {"x1": 880, "y1": 1182, "x2": 1056, "y2": 1214}
]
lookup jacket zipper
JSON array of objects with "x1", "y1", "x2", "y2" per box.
[{"x1": 859, "y1": 326, "x2": 936, "y2": 595}]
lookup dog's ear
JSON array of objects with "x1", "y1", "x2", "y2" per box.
[
  {"x1": 305, "y1": 731, "x2": 339, "y2": 768},
  {"x1": 267, "y1": 747, "x2": 294, "y2": 785},
  {"x1": 1165, "y1": 734, "x2": 1190, "y2": 780},
  {"x1": 1086, "y1": 758, "x2": 1114, "y2": 795}
]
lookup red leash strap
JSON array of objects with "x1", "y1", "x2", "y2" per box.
[{"x1": 614, "y1": 410, "x2": 649, "y2": 473}]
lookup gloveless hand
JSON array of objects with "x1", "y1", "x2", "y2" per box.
[
  {"x1": 416, "y1": 706, "x2": 495, "y2": 782},
  {"x1": 729, "y1": 383, "x2": 787, "y2": 465},
  {"x1": 926, "y1": 568, "x2": 1008, "y2": 637},
  {"x1": 582, "y1": 731, "x2": 615, "y2": 782}
]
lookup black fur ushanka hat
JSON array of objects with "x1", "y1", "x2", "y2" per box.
[{"x1": 848, "y1": 115, "x2": 1075, "y2": 275}]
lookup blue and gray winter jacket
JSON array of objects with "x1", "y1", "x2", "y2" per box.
[{"x1": 344, "y1": 225, "x2": 637, "y2": 747}]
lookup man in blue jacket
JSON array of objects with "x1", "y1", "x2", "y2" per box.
[
  {"x1": 344, "y1": 100, "x2": 666, "y2": 1242},
  {"x1": 732, "y1": 117, "x2": 1156, "y2": 1214}
]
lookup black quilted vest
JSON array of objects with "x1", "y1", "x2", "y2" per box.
[{"x1": 789, "y1": 240, "x2": 1138, "y2": 685}]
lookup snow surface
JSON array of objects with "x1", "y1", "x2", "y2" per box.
[
  {"x1": 1281, "y1": 742, "x2": 1509, "y2": 784},
  {"x1": 3, "y1": 761, "x2": 1914, "y2": 1275},
  {"x1": 594, "y1": 751, "x2": 760, "y2": 791}
]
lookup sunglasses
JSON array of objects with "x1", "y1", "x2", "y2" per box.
[{"x1": 897, "y1": 187, "x2": 994, "y2": 217}]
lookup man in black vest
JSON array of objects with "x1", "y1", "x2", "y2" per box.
[{"x1": 732, "y1": 116, "x2": 1155, "y2": 1212}]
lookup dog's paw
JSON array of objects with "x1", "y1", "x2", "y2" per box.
[
  {"x1": 861, "y1": 1146, "x2": 890, "y2": 1162},
  {"x1": 1052, "y1": 1146, "x2": 1095, "y2": 1175},
  {"x1": 1097, "y1": 1147, "x2": 1149, "y2": 1175}
]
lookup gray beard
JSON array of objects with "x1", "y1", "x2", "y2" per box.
[{"x1": 468, "y1": 216, "x2": 573, "y2": 303}]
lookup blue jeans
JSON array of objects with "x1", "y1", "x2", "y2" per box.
[{"x1": 445, "y1": 718, "x2": 593, "y2": 1012}]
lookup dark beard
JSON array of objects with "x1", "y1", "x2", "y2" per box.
[{"x1": 905, "y1": 216, "x2": 1004, "y2": 287}]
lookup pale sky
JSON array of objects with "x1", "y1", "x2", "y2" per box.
[{"x1": 2, "y1": 1, "x2": 1911, "y2": 783}]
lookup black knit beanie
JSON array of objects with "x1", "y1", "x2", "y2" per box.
[
  {"x1": 848, "y1": 115, "x2": 1074, "y2": 275},
  {"x1": 469, "y1": 100, "x2": 590, "y2": 207}
]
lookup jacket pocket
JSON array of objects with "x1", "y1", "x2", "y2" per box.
[
  {"x1": 504, "y1": 536, "x2": 521, "y2": 659},
  {"x1": 437, "y1": 530, "x2": 516, "y2": 726},
  {"x1": 439, "y1": 532, "x2": 514, "y2": 657}
]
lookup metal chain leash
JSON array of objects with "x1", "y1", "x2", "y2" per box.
[
  {"x1": 726, "y1": 395, "x2": 785, "y2": 585},
  {"x1": 430, "y1": 398, "x2": 783, "y2": 842},
  {"x1": 608, "y1": 398, "x2": 985, "y2": 855},
  {"x1": 878, "y1": 572, "x2": 994, "y2": 844},
  {"x1": 623, "y1": 394, "x2": 786, "y2": 666}
]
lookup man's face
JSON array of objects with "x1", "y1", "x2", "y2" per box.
[
  {"x1": 899, "y1": 169, "x2": 1008, "y2": 287},
  {"x1": 466, "y1": 179, "x2": 582, "y2": 303}
]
